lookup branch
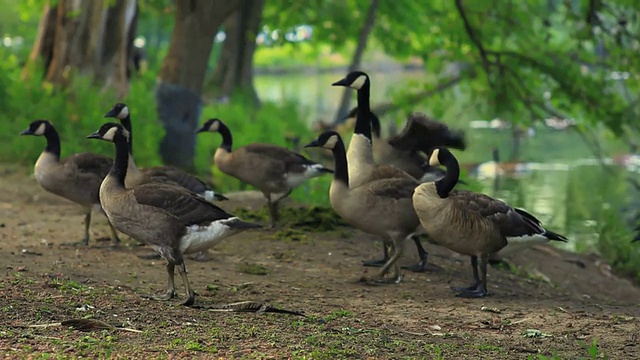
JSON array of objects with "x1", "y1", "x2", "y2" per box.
[
  {"x1": 371, "y1": 69, "x2": 475, "y2": 117},
  {"x1": 455, "y1": 0, "x2": 491, "y2": 75}
]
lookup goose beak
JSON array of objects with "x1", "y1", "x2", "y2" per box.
[
  {"x1": 195, "y1": 125, "x2": 207, "y2": 134},
  {"x1": 103, "y1": 108, "x2": 117, "y2": 118},
  {"x1": 332, "y1": 77, "x2": 348, "y2": 87},
  {"x1": 20, "y1": 128, "x2": 33, "y2": 136},
  {"x1": 304, "y1": 140, "x2": 320, "y2": 148},
  {"x1": 87, "y1": 131, "x2": 102, "y2": 140}
]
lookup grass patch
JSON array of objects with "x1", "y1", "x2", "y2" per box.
[{"x1": 237, "y1": 263, "x2": 270, "y2": 276}]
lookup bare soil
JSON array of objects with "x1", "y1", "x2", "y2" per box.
[{"x1": 0, "y1": 165, "x2": 639, "y2": 359}]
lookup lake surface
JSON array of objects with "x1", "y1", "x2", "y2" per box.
[{"x1": 255, "y1": 70, "x2": 639, "y2": 252}]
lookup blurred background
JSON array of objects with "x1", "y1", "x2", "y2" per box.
[{"x1": 0, "y1": 0, "x2": 639, "y2": 280}]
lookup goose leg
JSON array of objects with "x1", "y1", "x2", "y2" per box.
[
  {"x1": 367, "y1": 237, "x2": 405, "y2": 284},
  {"x1": 452, "y1": 255, "x2": 480, "y2": 292},
  {"x1": 265, "y1": 194, "x2": 278, "y2": 229},
  {"x1": 107, "y1": 220, "x2": 121, "y2": 245},
  {"x1": 144, "y1": 262, "x2": 176, "y2": 301},
  {"x1": 455, "y1": 254, "x2": 489, "y2": 298},
  {"x1": 177, "y1": 261, "x2": 195, "y2": 306},
  {"x1": 401, "y1": 235, "x2": 429, "y2": 272},
  {"x1": 361, "y1": 242, "x2": 390, "y2": 267},
  {"x1": 63, "y1": 209, "x2": 92, "y2": 246}
]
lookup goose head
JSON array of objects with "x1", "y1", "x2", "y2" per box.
[
  {"x1": 87, "y1": 123, "x2": 130, "y2": 143},
  {"x1": 104, "y1": 103, "x2": 130, "y2": 120},
  {"x1": 332, "y1": 71, "x2": 370, "y2": 90},
  {"x1": 304, "y1": 131, "x2": 341, "y2": 150},
  {"x1": 20, "y1": 120, "x2": 52, "y2": 136},
  {"x1": 196, "y1": 118, "x2": 223, "y2": 134}
]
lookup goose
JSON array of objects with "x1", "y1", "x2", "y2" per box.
[
  {"x1": 196, "y1": 118, "x2": 333, "y2": 228},
  {"x1": 344, "y1": 107, "x2": 466, "y2": 182},
  {"x1": 104, "y1": 103, "x2": 228, "y2": 262},
  {"x1": 333, "y1": 71, "x2": 465, "y2": 272},
  {"x1": 305, "y1": 131, "x2": 420, "y2": 283},
  {"x1": 104, "y1": 103, "x2": 228, "y2": 202},
  {"x1": 87, "y1": 123, "x2": 261, "y2": 306},
  {"x1": 20, "y1": 120, "x2": 120, "y2": 246},
  {"x1": 464, "y1": 147, "x2": 530, "y2": 179},
  {"x1": 412, "y1": 147, "x2": 568, "y2": 297}
]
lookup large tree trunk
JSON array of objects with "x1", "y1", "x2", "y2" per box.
[
  {"x1": 333, "y1": 0, "x2": 380, "y2": 125},
  {"x1": 22, "y1": 0, "x2": 138, "y2": 96},
  {"x1": 210, "y1": 0, "x2": 265, "y2": 106},
  {"x1": 156, "y1": 0, "x2": 241, "y2": 170},
  {"x1": 22, "y1": 0, "x2": 57, "y2": 80}
]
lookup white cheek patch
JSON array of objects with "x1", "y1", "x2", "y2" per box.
[
  {"x1": 350, "y1": 75, "x2": 367, "y2": 90},
  {"x1": 34, "y1": 123, "x2": 46, "y2": 136},
  {"x1": 429, "y1": 149, "x2": 441, "y2": 167},
  {"x1": 323, "y1": 135, "x2": 339, "y2": 149},
  {"x1": 209, "y1": 121, "x2": 220, "y2": 132},
  {"x1": 117, "y1": 106, "x2": 130, "y2": 119},
  {"x1": 102, "y1": 127, "x2": 119, "y2": 141}
]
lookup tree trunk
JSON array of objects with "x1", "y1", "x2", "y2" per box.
[
  {"x1": 22, "y1": 0, "x2": 57, "y2": 80},
  {"x1": 210, "y1": 0, "x2": 264, "y2": 105},
  {"x1": 22, "y1": 0, "x2": 138, "y2": 96},
  {"x1": 98, "y1": 0, "x2": 138, "y2": 98},
  {"x1": 156, "y1": 0, "x2": 241, "y2": 170},
  {"x1": 333, "y1": 0, "x2": 380, "y2": 125}
]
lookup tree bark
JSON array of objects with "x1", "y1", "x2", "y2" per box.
[
  {"x1": 22, "y1": 0, "x2": 138, "y2": 95},
  {"x1": 333, "y1": 0, "x2": 380, "y2": 125},
  {"x1": 210, "y1": 0, "x2": 264, "y2": 105},
  {"x1": 22, "y1": 0, "x2": 57, "y2": 80},
  {"x1": 156, "y1": 0, "x2": 241, "y2": 170}
]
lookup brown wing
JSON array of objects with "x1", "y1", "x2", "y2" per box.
[
  {"x1": 450, "y1": 190, "x2": 547, "y2": 237},
  {"x1": 387, "y1": 113, "x2": 466, "y2": 153},
  {"x1": 142, "y1": 166, "x2": 210, "y2": 194},
  {"x1": 242, "y1": 143, "x2": 320, "y2": 173},
  {"x1": 364, "y1": 178, "x2": 417, "y2": 200},
  {"x1": 371, "y1": 165, "x2": 416, "y2": 181},
  {"x1": 132, "y1": 184, "x2": 233, "y2": 226},
  {"x1": 64, "y1": 153, "x2": 113, "y2": 178}
]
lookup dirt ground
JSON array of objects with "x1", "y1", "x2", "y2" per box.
[{"x1": 0, "y1": 165, "x2": 639, "y2": 359}]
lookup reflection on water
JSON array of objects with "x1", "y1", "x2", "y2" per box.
[
  {"x1": 475, "y1": 164, "x2": 634, "y2": 252},
  {"x1": 255, "y1": 70, "x2": 426, "y2": 123}
]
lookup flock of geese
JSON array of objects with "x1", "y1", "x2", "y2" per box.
[{"x1": 20, "y1": 70, "x2": 568, "y2": 306}]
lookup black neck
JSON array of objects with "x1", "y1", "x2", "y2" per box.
[
  {"x1": 119, "y1": 116, "x2": 133, "y2": 155},
  {"x1": 111, "y1": 135, "x2": 130, "y2": 186},
  {"x1": 370, "y1": 112, "x2": 381, "y2": 138},
  {"x1": 354, "y1": 82, "x2": 372, "y2": 141},
  {"x1": 43, "y1": 126, "x2": 61, "y2": 159},
  {"x1": 331, "y1": 139, "x2": 349, "y2": 186},
  {"x1": 435, "y1": 150, "x2": 460, "y2": 198},
  {"x1": 218, "y1": 122, "x2": 233, "y2": 152}
]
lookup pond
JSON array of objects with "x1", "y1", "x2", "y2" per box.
[{"x1": 255, "y1": 70, "x2": 640, "y2": 253}]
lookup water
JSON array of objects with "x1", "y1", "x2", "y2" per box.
[
  {"x1": 255, "y1": 69, "x2": 427, "y2": 124},
  {"x1": 255, "y1": 70, "x2": 639, "y2": 252}
]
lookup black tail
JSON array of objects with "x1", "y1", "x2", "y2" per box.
[
  {"x1": 545, "y1": 230, "x2": 568, "y2": 243},
  {"x1": 319, "y1": 167, "x2": 334, "y2": 174},
  {"x1": 445, "y1": 130, "x2": 467, "y2": 150},
  {"x1": 214, "y1": 193, "x2": 229, "y2": 201},
  {"x1": 225, "y1": 217, "x2": 262, "y2": 229}
]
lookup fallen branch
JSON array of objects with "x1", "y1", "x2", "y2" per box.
[{"x1": 196, "y1": 301, "x2": 305, "y2": 316}]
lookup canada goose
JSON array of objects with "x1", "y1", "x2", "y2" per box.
[
  {"x1": 196, "y1": 118, "x2": 333, "y2": 228},
  {"x1": 87, "y1": 123, "x2": 260, "y2": 306},
  {"x1": 344, "y1": 107, "x2": 467, "y2": 181},
  {"x1": 20, "y1": 120, "x2": 120, "y2": 246},
  {"x1": 334, "y1": 71, "x2": 454, "y2": 272},
  {"x1": 412, "y1": 147, "x2": 568, "y2": 297},
  {"x1": 305, "y1": 131, "x2": 420, "y2": 283},
  {"x1": 104, "y1": 103, "x2": 228, "y2": 202},
  {"x1": 464, "y1": 147, "x2": 529, "y2": 179}
]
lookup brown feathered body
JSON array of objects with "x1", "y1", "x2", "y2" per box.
[{"x1": 35, "y1": 152, "x2": 112, "y2": 208}]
